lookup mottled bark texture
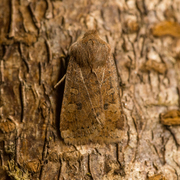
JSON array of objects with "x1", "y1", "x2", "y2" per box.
[{"x1": 0, "y1": 0, "x2": 180, "y2": 180}]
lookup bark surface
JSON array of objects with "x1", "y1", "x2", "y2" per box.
[{"x1": 0, "y1": 0, "x2": 180, "y2": 179}]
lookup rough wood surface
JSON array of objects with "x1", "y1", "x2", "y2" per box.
[{"x1": 0, "y1": 0, "x2": 180, "y2": 179}]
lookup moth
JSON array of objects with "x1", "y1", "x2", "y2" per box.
[{"x1": 60, "y1": 30, "x2": 124, "y2": 145}]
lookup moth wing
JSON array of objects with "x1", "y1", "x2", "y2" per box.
[
  {"x1": 60, "y1": 56, "x2": 124, "y2": 145},
  {"x1": 101, "y1": 57, "x2": 124, "y2": 131},
  {"x1": 60, "y1": 57, "x2": 100, "y2": 144}
]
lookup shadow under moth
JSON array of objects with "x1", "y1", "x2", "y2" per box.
[{"x1": 60, "y1": 30, "x2": 124, "y2": 145}]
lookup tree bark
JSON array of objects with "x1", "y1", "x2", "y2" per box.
[{"x1": 0, "y1": 0, "x2": 180, "y2": 179}]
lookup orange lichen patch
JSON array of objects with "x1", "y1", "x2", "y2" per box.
[
  {"x1": 25, "y1": 160, "x2": 40, "y2": 173},
  {"x1": 123, "y1": 20, "x2": 139, "y2": 34},
  {"x1": 148, "y1": 173, "x2": 166, "y2": 180},
  {"x1": 152, "y1": 21, "x2": 180, "y2": 38},
  {"x1": 140, "y1": 59, "x2": 167, "y2": 74},
  {"x1": 160, "y1": 109, "x2": 180, "y2": 126},
  {"x1": 0, "y1": 119, "x2": 16, "y2": 133}
]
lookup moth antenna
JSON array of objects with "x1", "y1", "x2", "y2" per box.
[{"x1": 54, "y1": 74, "x2": 66, "y2": 89}]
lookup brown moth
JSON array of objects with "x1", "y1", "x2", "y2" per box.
[{"x1": 60, "y1": 30, "x2": 124, "y2": 145}]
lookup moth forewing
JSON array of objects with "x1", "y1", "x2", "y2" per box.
[{"x1": 60, "y1": 30, "x2": 124, "y2": 145}]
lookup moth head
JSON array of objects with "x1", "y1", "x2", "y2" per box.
[{"x1": 69, "y1": 30, "x2": 111, "y2": 68}]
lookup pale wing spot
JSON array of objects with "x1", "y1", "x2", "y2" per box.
[
  {"x1": 107, "y1": 88, "x2": 115, "y2": 95},
  {"x1": 70, "y1": 88, "x2": 78, "y2": 95},
  {"x1": 67, "y1": 104, "x2": 77, "y2": 112}
]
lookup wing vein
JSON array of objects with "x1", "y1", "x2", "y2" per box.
[{"x1": 79, "y1": 68, "x2": 102, "y2": 125}]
